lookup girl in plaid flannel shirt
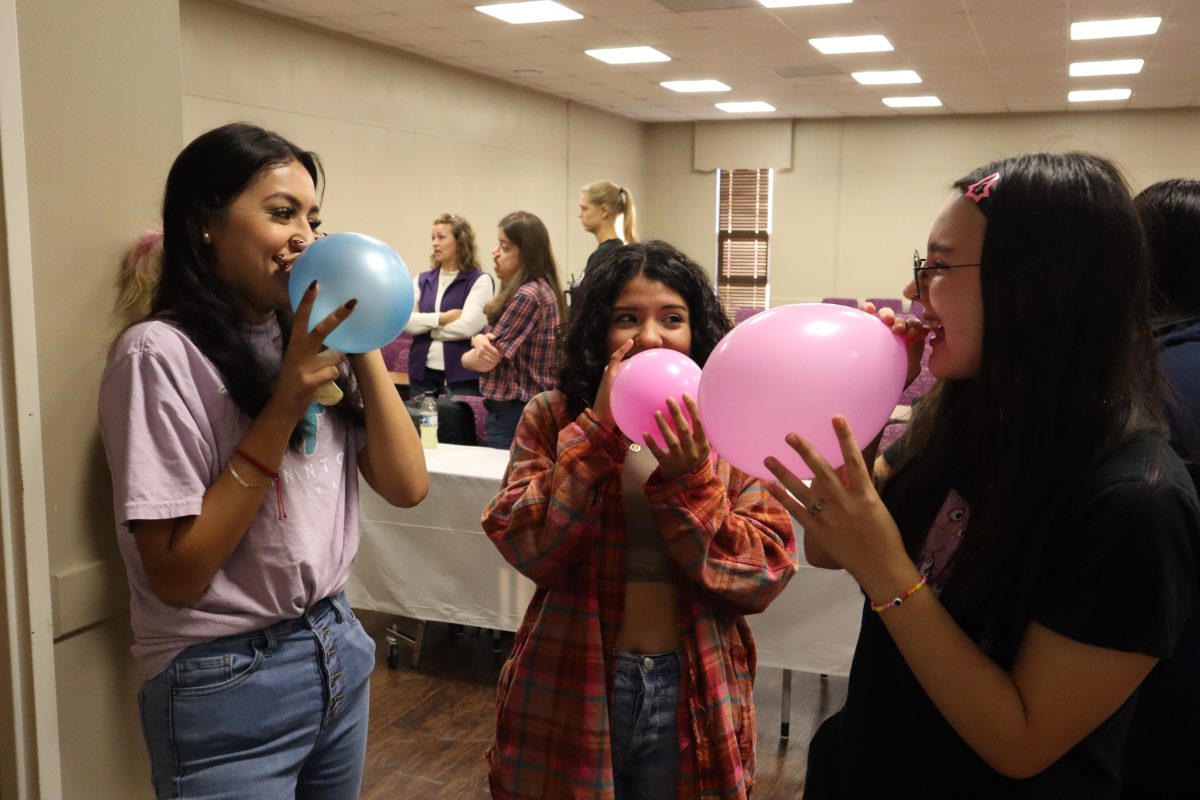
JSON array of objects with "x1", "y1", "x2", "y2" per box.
[{"x1": 482, "y1": 240, "x2": 797, "y2": 799}]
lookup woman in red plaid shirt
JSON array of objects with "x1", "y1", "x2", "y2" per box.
[
  {"x1": 482, "y1": 240, "x2": 798, "y2": 799},
  {"x1": 463, "y1": 211, "x2": 566, "y2": 450}
]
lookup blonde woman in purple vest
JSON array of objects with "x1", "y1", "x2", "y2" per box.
[{"x1": 404, "y1": 212, "x2": 495, "y2": 397}]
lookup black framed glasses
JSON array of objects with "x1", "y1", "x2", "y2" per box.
[{"x1": 912, "y1": 250, "x2": 982, "y2": 301}]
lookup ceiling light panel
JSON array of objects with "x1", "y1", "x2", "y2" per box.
[
  {"x1": 809, "y1": 35, "x2": 893, "y2": 54},
  {"x1": 1070, "y1": 17, "x2": 1161, "y2": 40},
  {"x1": 475, "y1": 1, "x2": 583, "y2": 24},
  {"x1": 882, "y1": 95, "x2": 941, "y2": 108},
  {"x1": 716, "y1": 101, "x2": 776, "y2": 112},
  {"x1": 852, "y1": 70, "x2": 920, "y2": 85},
  {"x1": 759, "y1": 0, "x2": 852, "y2": 7},
  {"x1": 1068, "y1": 88, "x2": 1132, "y2": 102},
  {"x1": 1068, "y1": 59, "x2": 1144, "y2": 77},
  {"x1": 661, "y1": 79, "x2": 731, "y2": 92},
  {"x1": 586, "y1": 46, "x2": 671, "y2": 64}
]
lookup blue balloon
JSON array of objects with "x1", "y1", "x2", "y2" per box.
[{"x1": 287, "y1": 232, "x2": 414, "y2": 354}]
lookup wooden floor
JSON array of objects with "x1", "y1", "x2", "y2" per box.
[{"x1": 358, "y1": 611, "x2": 847, "y2": 799}]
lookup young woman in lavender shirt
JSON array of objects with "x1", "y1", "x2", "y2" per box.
[{"x1": 99, "y1": 123, "x2": 427, "y2": 799}]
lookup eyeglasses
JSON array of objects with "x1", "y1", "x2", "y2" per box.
[{"x1": 912, "y1": 250, "x2": 981, "y2": 301}]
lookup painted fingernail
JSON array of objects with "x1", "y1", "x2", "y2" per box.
[
  {"x1": 344, "y1": 298, "x2": 358, "y2": 310},
  {"x1": 308, "y1": 280, "x2": 318, "y2": 292}
]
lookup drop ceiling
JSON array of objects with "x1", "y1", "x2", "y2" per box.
[{"x1": 227, "y1": 0, "x2": 1200, "y2": 122}]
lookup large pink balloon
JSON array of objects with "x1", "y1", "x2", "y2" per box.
[
  {"x1": 610, "y1": 349, "x2": 702, "y2": 448},
  {"x1": 698, "y1": 303, "x2": 908, "y2": 481}
]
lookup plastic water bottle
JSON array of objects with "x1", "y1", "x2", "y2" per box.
[{"x1": 419, "y1": 393, "x2": 438, "y2": 449}]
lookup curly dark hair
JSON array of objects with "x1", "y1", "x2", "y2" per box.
[{"x1": 558, "y1": 240, "x2": 731, "y2": 415}]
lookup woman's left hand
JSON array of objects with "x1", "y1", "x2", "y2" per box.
[
  {"x1": 644, "y1": 394, "x2": 711, "y2": 481},
  {"x1": 763, "y1": 416, "x2": 910, "y2": 595}
]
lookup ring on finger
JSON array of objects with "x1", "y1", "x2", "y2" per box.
[{"x1": 808, "y1": 499, "x2": 826, "y2": 516}]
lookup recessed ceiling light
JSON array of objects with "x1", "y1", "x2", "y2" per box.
[
  {"x1": 1070, "y1": 17, "x2": 1161, "y2": 40},
  {"x1": 1068, "y1": 88, "x2": 1132, "y2": 102},
  {"x1": 585, "y1": 46, "x2": 670, "y2": 65},
  {"x1": 759, "y1": 0, "x2": 852, "y2": 7},
  {"x1": 661, "y1": 79, "x2": 731, "y2": 93},
  {"x1": 852, "y1": 70, "x2": 920, "y2": 85},
  {"x1": 882, "y1": 95, "x2": 942, "y2": 108},
  {"x1": 1069, "y1": 59, "x2": 1144, "y2": 77},
  {"x1": 809, "y1": 35, "x2": 893, "y2": 54},
  {"x1": 716, "y1": 101, "x2": 776, "y2": 113},
  {"x1": 475, "y1": 1, "x2": 582, "y2": 24}
]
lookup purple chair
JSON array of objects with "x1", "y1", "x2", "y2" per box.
[
  {"x1": 821, "y1": 297, "x2": 857, "y2": 307},
  {"x1": 906, "y1": 300, "x2": 924, "y2": 319},
  {"x1": 452, "y1": 394, "x2": 489, "y2": 447},
  {"x1": 734, "y1": 306, "x2": 764, "y2": 325},
  {"x1": 866, "y1": 297, "x2": 904, "y2": 314},
  {"x1": 381, "y1": 332, "x2": 413, "y2": 374}
]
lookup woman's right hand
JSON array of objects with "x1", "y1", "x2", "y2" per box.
[
  {"x1": 590, "y1": 339, "x2": 634, "y2": 426},
  {"x1": 861, "y1": 301, "x2": 929, "y2": 389},
  {"x1": 268, "y1": 280, "x2": 356, "y2": 422},
  {"x1": 438, "y1": 308, "x2": 462, "y2": 326}
]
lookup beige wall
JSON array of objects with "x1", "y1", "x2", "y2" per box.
[
  {"x1": 180, "y1": 0, "x2": 648, "y2": 291},
  {"x1": 9, "y1": 0, "x2": 182, "y2": 797},
  {"x1": 644, "y1": 109, "x2": 1200, "y2": 307}
]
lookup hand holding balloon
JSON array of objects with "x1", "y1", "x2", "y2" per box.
[
  {"x1": 863, "y1": 300, "x2": 929, "y2": 389},
  {"x1": 643, "y1": 394, "x2": 711, "y2": 480},
  {"x1": 609, "y1": 349, "x2": 702, "y2": 449},
  {"x1": 287, "y1": 232, "x2": 414, "y2": 353}
]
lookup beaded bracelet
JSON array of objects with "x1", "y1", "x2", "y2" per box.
[{"x1": 870, "y1": 574, "x2": 928, "y2": 613}]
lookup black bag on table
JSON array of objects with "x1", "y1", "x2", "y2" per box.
[{"x1": 404, "y1": 391, "x2": 477, "y2": 446}]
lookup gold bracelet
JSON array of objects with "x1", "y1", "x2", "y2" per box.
[{"x1": 229, "y1": 463, "x2": 273, "y2": 489}]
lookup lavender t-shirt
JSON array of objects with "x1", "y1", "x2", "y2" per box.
[{"x1": 99, "y1": 319, "x2": 362, "y2": 679}]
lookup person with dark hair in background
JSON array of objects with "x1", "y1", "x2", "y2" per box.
[
  {"x1": 99, "y1": 122, "x2": 427, "y2": 799},
  {"x1": 462, "y1": 211, "x2": 565, "y2": 449},
  {"x1": 482, "y1": 240, "x2": 796, "y2": 799},
  {"x1": 1121, "y1": 178, "x2": 1200, "y2": 800},
  {"x1": 405, "y1": 212, "x2": 493, "y2": 397},
  {"x1": 766, "y1": 153, "x2": 1200, "y2": 797}
]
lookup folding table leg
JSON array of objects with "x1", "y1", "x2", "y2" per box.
[
  {"x1": 780, "y1": 669, "x2": 793, "y2": 741},
  {"x1": 384, "y1": 618, "x2": 427, "y2": 670}
]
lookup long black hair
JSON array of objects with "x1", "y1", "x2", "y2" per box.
[
  {"x1": 558, "y1": 240, "x2": 730, "y2": 416},
  {"x1": 154, "y1": 122, "x2": 355, "y2": 444},
  {"x1": 1135, "y1": 179, "x2": 1200, "y2": 332},
  {"x1": 883, "y1": 152, "x2": 1164, "y2": 666}
]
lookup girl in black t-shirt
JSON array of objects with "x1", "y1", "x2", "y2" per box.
[
  {"x1": 765, "y1": 152, "x2": 1200, "y2": 797},
  {"x1": 578, "y1": 180, "x2": 637, "y2": 275}
]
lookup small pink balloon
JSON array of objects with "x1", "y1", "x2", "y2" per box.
[
  {"x1": 697, "y1": 303, "x2": 908, "y2": 481},
  {"x1": 610, "y1": 349, "x2": 702, "y2": 449}
]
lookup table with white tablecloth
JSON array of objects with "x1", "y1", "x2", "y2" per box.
[{"x1": 346, "y1": 443, "x2": 863, "y2": 679}]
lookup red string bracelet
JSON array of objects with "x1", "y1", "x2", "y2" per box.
[
  {"x1": 870, "y1": 574, "x2": 927, "y2": 613},
  {"x1": 232, "y1": 447, "x2": 286, "y2": 520}
]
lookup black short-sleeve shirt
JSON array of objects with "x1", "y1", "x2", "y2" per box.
[{"x1": 806, "y1": 434, "x2": 1200, "y2": 799}]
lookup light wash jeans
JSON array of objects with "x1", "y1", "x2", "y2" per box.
[
  {"x1": 138, "y1": 592, "x2": 374, "y2": 800},
  {"x1": 610, "y1": 651, "x2": 682, "y2": 800}
]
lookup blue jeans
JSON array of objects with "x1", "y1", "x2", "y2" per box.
[
  {"x1": 484, "y1": 399, "x2": 526, "y2": 450},
  {"x1": 610, "y1": 651, "x2": 682, "y2": 800},
  {"x1": 137, "y1": 593, "x2": 375, "y2": 800}
]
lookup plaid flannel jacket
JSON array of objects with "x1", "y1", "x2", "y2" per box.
[
  {"x1": 482, "y1": 391, "x2": 797, "y2": 799},
  {"x1": 481, "y1": 279, "x2": 560, "y2": 402}
]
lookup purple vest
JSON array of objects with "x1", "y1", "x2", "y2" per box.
[{"x1": 409, "y1": 268, "x2": 488, "y2": 383}]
